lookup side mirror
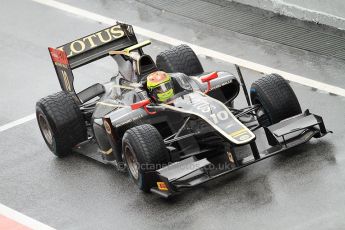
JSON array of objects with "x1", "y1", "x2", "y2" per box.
[
  {"x1": 131, "y1": 99, "x2": 156, "y2": 115},
  {"x1": 200, "y1": 72, "x2": 218, "y2": 94}
]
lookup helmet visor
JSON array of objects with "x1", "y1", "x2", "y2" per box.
[{"x1": 155, "y1": 80, "x2": 173, "y2": 93}]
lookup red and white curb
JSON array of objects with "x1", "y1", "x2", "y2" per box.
[{"x1": 0, "y1": 204, "x2": 55, "y2": 230}]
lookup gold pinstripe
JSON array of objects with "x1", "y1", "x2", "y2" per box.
[
  {"x1": 229, "y1": 128, "x2": 248, "y2": 137},
  {"x1": 100, "y1": 148, "x2": 113, "y2": 155}
]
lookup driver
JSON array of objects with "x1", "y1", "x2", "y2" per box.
[{"x1": 147, "y1": 71, "x2": 175, "y2": 103}]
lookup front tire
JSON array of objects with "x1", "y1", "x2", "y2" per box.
[
  {"x1": 36, "y1": 91, "x2": 87, "y2": 157},
  {"x1": 250, "y1": 74, "x2": 302, "y2": 127},
  {"x1": 122, "y1": 124, "x2": 169, "y2": 192}
]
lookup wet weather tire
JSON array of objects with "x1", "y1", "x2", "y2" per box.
[
  {"x1": 250, "y1": 74, "x2": 302, "y2": 126},
  {"x1": 36, "y1": 91, "x2": 87, "y2": 157},
  {"x1": 122, "y1": 124, "x2": 169, "y2": 192},
  {"x1": 156, "y1": 44, "x2": 204, "y2": 75}
]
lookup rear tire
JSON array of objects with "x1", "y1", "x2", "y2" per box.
[
  {"x1": 156, "y1": 44, "x2": 204, "y2": 75},
  {"x1": 250, "y1": 74, "x2": 302, "y2": 126},
  {"x1": 36, "y1": 91, "x2": 87, "y2": 157},
  {"x1": 122, "y1": 124, "x2": 169, "y2": 192}
]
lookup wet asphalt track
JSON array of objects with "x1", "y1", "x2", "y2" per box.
[{"x1": 1, "y1": 0, "x2": 345, "y2": 229}]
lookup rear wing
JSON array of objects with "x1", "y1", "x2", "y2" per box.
[
  {"x1": 56, "y1": 23, "x2": 138, "y2": 69},
  {"x1": 48, "y1": 23, "x2": 138, "y2": 102}
]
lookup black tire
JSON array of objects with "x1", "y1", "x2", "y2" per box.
[
  {"x1": 122, "y1": 124, "x2": 169, "y2": 192},
  {"x1": 250, "y1": 74, "x2": 302, "y2": 126},
  {"x1": 36, "y1": 91, "x2": 87, "y2": 157},
  {"x1": 156, "y1": 44, "x2": 204, "y2": 75}
]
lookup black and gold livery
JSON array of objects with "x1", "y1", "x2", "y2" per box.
[{"x1": 37, "y1": 23, "x2": 330, "y2": 198}]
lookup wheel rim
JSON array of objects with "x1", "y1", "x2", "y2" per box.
[
  {"x1": 124, "y1": 145, "x2": 139, "y2": 180},
  {"x1": 38, "y1": 114, "x2": 53, "y2": 145}
]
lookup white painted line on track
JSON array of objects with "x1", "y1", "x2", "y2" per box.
[
  {"x1": 0, "y1": 203, "x2": 55, "y2": 230},
  {"x1": 0, "y1": 114, "x2": 35, "y2": 133},
  {"x1": 32, "y1": 0, "x2": 345, "y2": 97}
]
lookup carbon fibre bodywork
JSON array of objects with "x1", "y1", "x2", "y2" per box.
[{"x1": 91, "y1": 71, "x2": 242, "y2": 164}]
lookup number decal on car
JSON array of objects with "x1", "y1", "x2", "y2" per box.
[
  {"x1": 192, "y1": 99, "x2": 229, "y2": 124},
  {"x1": 209, "y1": 111, "x2": 229, "y2": 124}
]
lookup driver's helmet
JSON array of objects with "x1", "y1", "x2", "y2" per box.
[{"x1": 147, "y1": 71, "x2": 174, "y2": 103}]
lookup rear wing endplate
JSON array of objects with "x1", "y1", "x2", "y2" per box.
[{"x1": 48, "y1": 47, "x2": 76, "y2": 96}]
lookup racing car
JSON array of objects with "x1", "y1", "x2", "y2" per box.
[{"x1": 36, "y1": 22, "x2": 330, "y2": 198}]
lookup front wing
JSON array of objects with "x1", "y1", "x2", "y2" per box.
[{"x1": 149, "y1": 110, "x2": 330, "y2": 198}]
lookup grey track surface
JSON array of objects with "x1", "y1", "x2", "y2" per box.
[
  {"x1": 59, "y1": 0, "x2": 345, "y2": 90},
  {"x1": 226, "y1": 0, "x2": 345, "y2": 31},
  {"x1": 1, "y1": 0, "x2": 345, "y2": 230},
  {"x1": 140, "y1": 0, "x2": 345, "y2": 61}
]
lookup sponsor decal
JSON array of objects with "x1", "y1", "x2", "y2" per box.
[
  {"x1": 239, "y1": 134, "x2": 250, "y2": 141},
  {"x1": 49, "y1": 47, "x2": 68, "y2": 65},
  {"x1": 210, "y1": 80, "x2": 232, "y2": 91},
  {"x1": 57, "y1": 25, "x2": 125, "y2": 58},
  {"x1": 61, "y1": 70, "x2": 72, "y2": 92},
  {"x1": 229, "y1": 128, "x2": 247, "y2": 138},
  {"x1": 104, "y1": 120, "x2": 112, "y2": 134},
  {"x1": 157, "y1": 182, "x2": 168, "y2": 191},
  {"x1": 100, "y1": 148, "x2": 113, "y2": 155},
  {"x1": 227, "y1": 151, "x2": 234, "y2": 163},
  {"x1": 115, "y1": 114, "x2": 144, "y2": 128}
]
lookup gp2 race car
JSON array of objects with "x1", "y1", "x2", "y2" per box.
[{"x1": 36, "y1": 22, "x2": 330, "y2": 198}]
